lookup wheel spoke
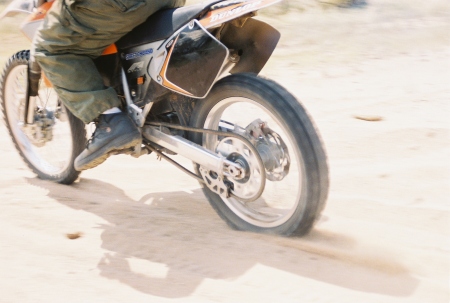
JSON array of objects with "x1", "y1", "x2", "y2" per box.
[
  {"x1": 203, "y1": 97, "x2": 304, "y2": 228},
  {"x1": 3, "y1": 58, "x2": 75, "y2": 177}
]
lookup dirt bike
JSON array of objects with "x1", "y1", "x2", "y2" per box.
[{"x1": 0, "y1": 0, "x2": 329, "y2": 236}]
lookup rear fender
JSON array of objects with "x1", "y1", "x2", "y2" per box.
[
  {"x1": 199, "y1": 0, "x2": 282, "y2": 28},
  {"x1": 199, "y1": 0, "x2": 282, "y2": 75},
  {"x1": 220, "y1": 18, "x2": 280, "y2": 74}
]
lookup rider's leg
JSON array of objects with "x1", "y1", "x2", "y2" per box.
[
  {"x1": 32, "y1": 0, "x2": 186, "y2": 171},
  {"x1": 33, "y1": 0, "x2": 186, "y2": 123}
]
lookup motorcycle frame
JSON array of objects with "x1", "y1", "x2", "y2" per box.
[
  {"x1": 2, "y1": 0, "x2": 282, "y2": 98},
  {"x1": 1, "y1": 0, "x2": 282, "y2": 188}
]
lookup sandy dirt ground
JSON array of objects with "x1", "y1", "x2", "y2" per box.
[{"x1": 0, "y1": 0, "x2": 449, "y2": 302}]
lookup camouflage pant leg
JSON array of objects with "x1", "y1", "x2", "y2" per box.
[{"x1": 33, "y1": 0, "x2": 186, "y2": 123}]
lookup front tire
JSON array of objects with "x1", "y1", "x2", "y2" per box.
[
  {"x1": 190, "y1": 74, "x2": 329, "y2": 236},
  {"x1": 0, "y1": 50, "x2": 86, "y2": 184}
]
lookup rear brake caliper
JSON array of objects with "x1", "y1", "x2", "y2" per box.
[{"x1": 244, "y1": 119, "x2": 290, "y2": 181}]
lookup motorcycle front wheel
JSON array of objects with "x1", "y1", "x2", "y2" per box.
[
  {"x1": 190, "y1": 74, "x2": 329, "y2": 236},
  {"x1": 0, "y1": 50, "x2": 86, "y2": 184}
]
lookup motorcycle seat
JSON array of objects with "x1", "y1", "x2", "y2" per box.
[{"x1": 116, "y1": 0, "x2": 224, "y2": 50}]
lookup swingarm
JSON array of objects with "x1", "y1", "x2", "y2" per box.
[{"x1": 141, "y1": 123, "x2": 266, "y2": 202}]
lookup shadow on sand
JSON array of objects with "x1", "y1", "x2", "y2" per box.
[{"x1": 26, "y1": 177, "x2": 418, "y2": 298}]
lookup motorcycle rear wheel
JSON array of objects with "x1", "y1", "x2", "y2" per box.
[
  {"x1": 0, "y1": 50, "x2": 86, "y2": 184},
  {"x1": 190, "y1": 74, "x2": 329, "y2": 236}
]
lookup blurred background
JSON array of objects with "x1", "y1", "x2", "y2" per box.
[{"x1": 0, "y1": 1, "x2": 448, "y2": 302}]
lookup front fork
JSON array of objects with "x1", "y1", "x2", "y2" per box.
[
  {"x1": 22, "y1": 57, "x2": 56, "y2": 146},
  {"x1": 25, "y1": 59, "x2": 41, "y2": 124}
]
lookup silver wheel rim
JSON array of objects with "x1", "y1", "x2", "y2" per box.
[
  {"x1": 203, "y1": 97, "x2": 305, "y2": 228},
  {"x1": 4, "y1": 64, "x2": 74, "y2": 176}
]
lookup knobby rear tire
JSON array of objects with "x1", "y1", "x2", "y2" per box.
[{"x1": 190, "y1": 73, "x2": 329, "y2": 236}]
